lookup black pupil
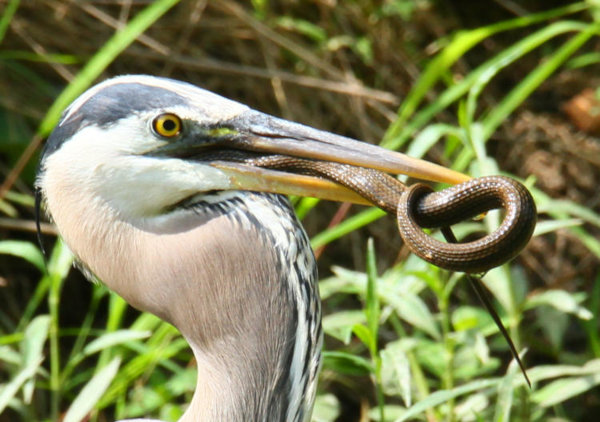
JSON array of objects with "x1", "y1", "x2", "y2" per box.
[{"x1": 162, "y1": 118, "x2": 177, "y2": 132}]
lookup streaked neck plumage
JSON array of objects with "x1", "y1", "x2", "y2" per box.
[{"x1": 41, "y1": 162, "x2": 322, "y2": 421}]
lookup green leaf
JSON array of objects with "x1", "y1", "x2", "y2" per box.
[
  {"x1": 396, "y1": 378, "x2": 501, "y2": 421},
  {"x1": 383, "y1": 20, "x2": 588, "y2": 150},
  {"x1": 319, "y1": 273, "x2": 363, "y2": 300},
  {"x1": 405, "y1": 124, "x2": 465, "y2": 161},
  {"x1": 534, "y1": 192, "x2": 600, "y2": 227},
  {"x1": 567, "y1": 51, "x2": 600, "y2": 68},
  {"x1": 387, "y1": 293, "x2": 441, "y2": 340},
  {"x1": 381, "y1": 342, "x2": 412, "y2": 406},
  {"x1": 276, "y1": 16, "x2": 327, "y2": 43},
  {"x1": 454, "y1": 393, "x2": 489, "y2": 420},
  {"x1": 480, "y1": 267, "x2": 514, "y2": 316},
  {"x1": 46, "y1": 238, "x2": 74, "y2": 279},
  {"x1": 312, "y1": 394, "x2": 341, "y2": 422},
  {"x1": 526, "y1": 359, "x2": 600, "y2": 384},
  {"x1": 531, "y1": 371, "x2": 600, "y2": 407},
  {"x1": 165, "y1": 367, "x2": 197, "y2": 396},
  {"x1": 533, "y1": 219, "x2": 582, "y2": 236},
  {"x1": 21, "y1": 315, "x2": 50, "y2": 402},
  {"x1": 452, "y1": 306, "x2": 495, "y2": 333},
  {"x1": 3, "y1": 190, "x2": 35, "y2": 207},
  {"x1": 322, "y1": 311, "x2": 365, "y2": 344},
  {"x1": 98, "y1": 324, "x2": 187, "y2": 409},
  {"x1": 0, "y1": 316, "x2": 50, "y2": 414},
  {"x1": 526, "y1": 290, "x2": 593, "y2": 320},
  {"x1": 413, "y1": 340, "x2": 446, "y2": 378},
  {"x1": 294, "y1": 197, "x2": 320, "y2": 220},
  {"x1": 352, "y1": 323, "x2": 374, "y2": 352},
  {"x1": 369, "y1": 405, "x2": 408, "y2": 421},
  {"x1": 365, "y1": 238, "x2": 379, "y2": 353},
  {"x1": 0, "y1": 359, "x2": 40, "y2": 414},
  {"x1": 0, "y1": 345, "x2": 22, "y2": 365},
  {"x1": 0, "y1": 240, "x2": 45, "y2": 272},
  {"x1": 0, "y1": 0, "x2": 19, "y2": 43},
  {"x1": 493, "y1": 357, "x2": 520, "y2": 422},
  {"x1": 21, "y1": 315, "x2": 50, "y2": 366},
  {"x1": 482, "y1": 23, "x2": 600, "y2": 140},
  {"x1": 83, "y1": 330, "x2": 152, "y2": 357},
  {"x1": 310, "y1": 208, "x2": 386, "y2": 249},
  {"x1": 0, "y1": 50, "x2": 79, "y2": 64},
  {"x1": 322, "y1": 351, "x2": 373, "y2": 376},
  {"x1": 63, "y1": 357, "x2": 121, "y2": 422}
]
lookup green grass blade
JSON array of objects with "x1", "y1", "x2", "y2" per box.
[
  {"x1": 17, "y1": 276, "x2": 51, "y2": 331},
  {"x1": 63, "y1": 357, "x2": 121, "y2": 422},
  {"x1": 0, "y1": 240, "x2": 45, "y2": 272},
  {"x1": 584, "y1": 274, "x2": 600, "y2": 357},
  {"x1": 98, "y1": 323, "x2": 185, "y2": 410},
  {"x1": 387, "y1": 292, "x2": 441, "y2": 340},
  {"x1": 0, "y1": 315, "x2": 50, "y2": 414},
  {"x1": 322, "y1": 310, "x2": 366, "y2": 344},
  {"x1": 311, "y1": 208, "x2": 385, "y2": 249},
  {"x1": 83, "y1": 330, "x2": 152, "y2": 357},
  {"x1": 381, "y1": 342, "x2": 412, "y2": 406},
  {"x1": 567, "y1": 51, "x2": 600, "y2": 68},
  {"x1": 365, "y1": 238, "x2": 379, "y2": 348},
  {"x1": 526, "y1": 359, "x2": 600, "y2": 383},
  {"x1": 525, "y1": 290, "x2": 593, "y2": 320},
  {"x1": 46, "y1": 239, "x2": 74, "y2": 420},
  {"x1": 294, "y1": 197, "x2": 320, "y2": 220},
  {"x1": 493, "y1": 357, "x2": 520, "y2": 422},
  {"x1": 531, "y1": 371, "x2": 600, "y2": 407},
  {"x1": 322, "y1": 351, "x2": 374, "y2": 375},
  {"x1": 533, "y1": 219, "x2": 582, "y2": 236},
  {"x1": 0, "y1": 359, "x2": 40, "y2": 414},
  {"x1": 312, "y1": 394, "x2": 340, "y2": 422},
  {"x1": 97, "y1": 293, "x2": 130, "y2": 370},
  {"x1": 21, "y1": 315, "x2": 51, "y2": 404},
  {"x1": 0, "y1": 0, "x2": 20, "y2": 44},
  {"x1": 384, "y1": 2, "x2": 588, "y2": 142},
  {"x1": 21, "y1": 315, "x2": 50, "y2": 370},
  {"x1": 482, "y1": 23, "x2": 600, "y2": 140},
  {"x1": 395, "y1": 378, "x2": 501, "y2": 422},
  {"x1": 37, "y1": 0, "x2": 180, "y2": 136},
  {"x1": 0, "y1": 50, "x2": 80, "y2": 64},
  {"x1": 382, "y1": 21, "x2": 587, "y2": 150}
]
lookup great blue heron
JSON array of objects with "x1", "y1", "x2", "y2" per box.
[{"x1": 36, "y1": 75, "x2": 534, "y2": 421}]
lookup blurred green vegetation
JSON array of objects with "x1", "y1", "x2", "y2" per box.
[{"x1": 1, "y1": 1, "x2": 600, "y2": 421}]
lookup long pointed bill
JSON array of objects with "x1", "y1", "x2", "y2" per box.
[
  {"x1": 225, "y1": 111, "x2": 469, "y2": 185},
  {"x1": 155, "y1": 110, "x2": 470, "y2": 204}
]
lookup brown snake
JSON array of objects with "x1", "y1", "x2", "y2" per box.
[
  {"x1": 201, "y1": 150, "x2": 536, "y2": 384},
  {"x1": 201, "y1": 151, "x2": 537, "y2": 274}
]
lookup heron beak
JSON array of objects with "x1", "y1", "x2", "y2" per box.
[
  {"x1": 228, "y1": 112, "x2": 470, "y2": 185},
  {"x1": 155, "y1": 111, "x2": 470, "y2": 204}
]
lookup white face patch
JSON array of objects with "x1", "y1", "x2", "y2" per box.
[
  {"x1": 41, "y1": 115, "x2": 236, "y2": 221},
  {"x1": 40, "y1": 72, "x2": 262, "y2": 223}
]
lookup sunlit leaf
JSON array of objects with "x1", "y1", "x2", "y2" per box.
[{"x1": 63, "y1": 357, "x2": 121, "y2": 422}]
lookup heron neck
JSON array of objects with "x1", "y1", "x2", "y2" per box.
[
  {"x1": 48, "y1": 185, "x2": 321, "y2": 421},
  {"x1": 163, "y1": 193, "x2": 322, "y2": 422}
]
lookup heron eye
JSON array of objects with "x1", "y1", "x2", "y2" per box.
[{"x1": 152, "y1": 113, "x2": 182, "y2": 138}]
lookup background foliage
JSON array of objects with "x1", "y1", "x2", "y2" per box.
[{"x1": 1, "y1": 1, "x2": 600, "y2": 421}]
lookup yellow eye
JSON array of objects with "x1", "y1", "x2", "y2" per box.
[{"x1": 152, "y1": 113, "x2": 182, "y2": 138}]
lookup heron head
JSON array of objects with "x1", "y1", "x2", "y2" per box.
[{"x1": 38, "y1": 75, "x2": 468, "y2": 222}]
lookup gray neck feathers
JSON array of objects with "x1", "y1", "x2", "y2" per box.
[{"x1": 123, "y1": 192, "x2": 321, "y2": 422}]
